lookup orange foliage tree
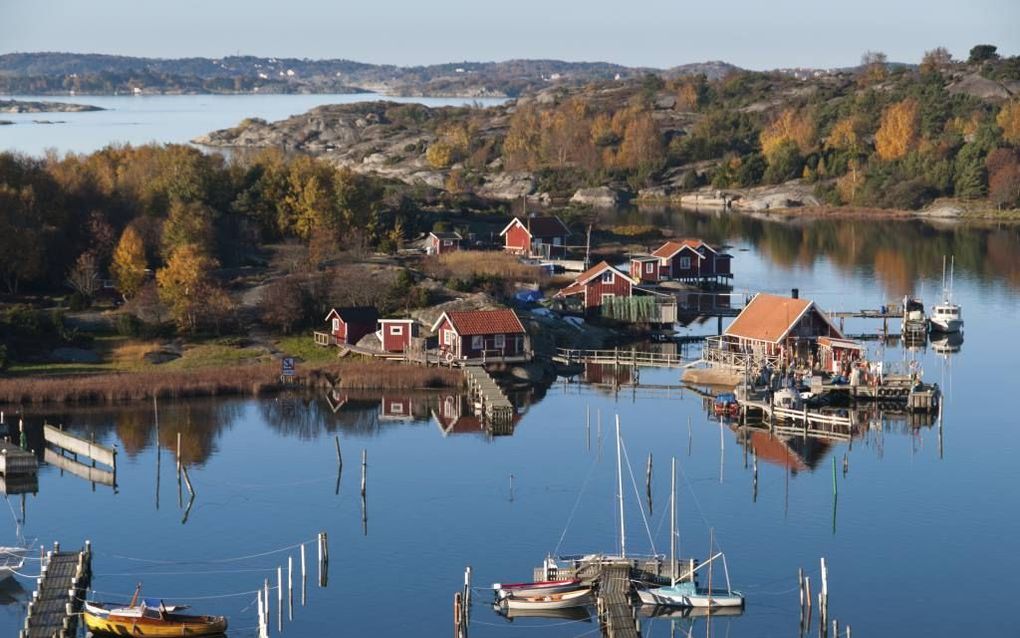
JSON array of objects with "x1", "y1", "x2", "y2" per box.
[
  {"x1": 875, "y1": 99, "x2": 920, "y2": 161},
  {"x1": 997, "y1": 101, "x2": 1020, "y2": 146}
]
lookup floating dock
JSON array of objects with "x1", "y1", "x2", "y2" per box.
[
  {"x1": 22, "y1": 542, "x2": 92, "y2": 638},
  {"x1": 0, "y1": 441, "x2": 38, "y2": 477}
]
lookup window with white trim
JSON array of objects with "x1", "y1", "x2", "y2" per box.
[
  {"x1": 444, "y1": 330, "x2": 455, "y2": 346},
  {"x1": 494, "y1": 334, "x2": 506, "y2": 349},
  {"x1": 601, "y1": 293, "x2": 615, "y2": 304},
  {"x1": 645, "y1": 262, "x2": 654, "y2": 274},
  {"x1": 332, "y1": 318, "x2": 340, "y2": 332},
  {"x1": 471, "y1": 335, "x2": 484, "y2": 350},
  {"x1": 443, "y1": 240, "x2": 453, "y2": 247},
  {"x1": 601, "y1": 270, "x2": 614, "y2": 284},
  {"x1": 390, "y1": 325, "x2": 403, "y2": 335},
  {"x1": 679, "y1": 256, "x2": 691, "y2": 269}
]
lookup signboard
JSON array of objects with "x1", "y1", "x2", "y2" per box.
[{"x1": 281, "y1": 357, "x2": 296, "y2": 377}]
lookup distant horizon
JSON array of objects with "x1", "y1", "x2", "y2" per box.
[
  {"x1": 2, "y1": 0, "x2": 1016, "y2": 71},
  {"x1": 1, "y1": 48, "x2": 1015, "y2": 73}
]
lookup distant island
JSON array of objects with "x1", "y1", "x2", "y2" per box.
[
  {"x1": 0, "y1": 98, "x2": 103, "y2": 113},
  {"x1": 0, "y1": 52, "x2": 737, "y2": 97}
]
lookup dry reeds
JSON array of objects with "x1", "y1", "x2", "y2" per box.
[
  {"x1": 424, "y1": 251, "x2": 546, "y2": 285},
  {"x1": 0, "y1": 360, "x2": 463, "y2": 405}
]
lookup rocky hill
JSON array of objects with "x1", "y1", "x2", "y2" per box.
[{"x1": 0, "y1": 52, "x2": 738, "y2": 97}]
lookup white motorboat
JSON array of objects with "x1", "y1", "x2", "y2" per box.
[
  {"x1": 930, "y1": 256, "x2": 963, "y2": 333},
  {"x1": 497, "y1": 586, "x2": 593, "y2": 610},
  {"x1": 0, "y1": 546, "x2": 27, "y2": 580}
]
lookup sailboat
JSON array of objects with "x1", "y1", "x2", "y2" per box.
[
  {"x1": 930, "y1": 256, "x2": 963, "y2": 333},
  {"x1": 635, "y1": 458, "x2": 745, "y2": 609}
]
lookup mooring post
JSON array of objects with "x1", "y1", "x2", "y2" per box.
[
  {"x1": 287, "y1": 555, "x2": 293, "y2": 621},
  {"x1": 277, "y1": 565, "x2": 283, "y2": 632},
  {"x1": 464, "y1": 565, "x2": 472, "y2": 609},
  {"x1": 360, "y1": 450, "x2": 367, "y2": 497},
  {"x1": 508, "y1": 473, "x2": 514, "y2": 502},
  {"x1": 334, "y1": 435, "x2": 342, "y2": 470},
  {"x1": 300, "y1": 543, "x2": 307, "y2": 607},
  {"x1": 264, "y1": 578, "x2": 270, "y2": 631}
]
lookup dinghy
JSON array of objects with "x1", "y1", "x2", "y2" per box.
[
  {"x1": 84, "y1": 587, "x2": 227, "y2": 637},
  {"x1": 493, "y1": 577, "x2": 582, "y2": 600},
  {"x1": 497, "y1": 586, "x2": 593, "y2": 611}
]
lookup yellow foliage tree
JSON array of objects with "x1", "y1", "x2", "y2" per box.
[
  {"x1": 503, "y1": 104, "x2": 541, "y2": 170},
  {"x1": 156, "y1": 243, "x2": 221, "y2": 332},
  {"x1": 760, "y1": 108, "x2": 816, "y2": 159},
  {"x1": 875, "y1": 99, "x2": 920, "y2": 161},
  {"x1": 997, "y1": 101, "x2": 1020, "y2": 146},
  {"x1": 111, "y1": 226, "x2": 147, "y2": 299}
]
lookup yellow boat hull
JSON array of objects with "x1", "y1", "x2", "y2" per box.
[{"x1": 84, "y1": 611, "x2": 227, "y2": 636}]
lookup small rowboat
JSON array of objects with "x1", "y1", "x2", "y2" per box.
[
  {"x1": 498, "y1": 587, "x2": 593, "y2": 611},
  {"x1": 84, "y1": 599, "x2": 228, "y2": 637},
  {"x1": 492, "y1": 578, "x2": 581, "y2": 599}
]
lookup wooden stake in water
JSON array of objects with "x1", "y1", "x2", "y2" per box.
[
  {"x1": 300, "y1": 543, "x2": 307, "y2": 607},
  {"x1": 287, "y1": 555, "x2": 293, "y2": 621},
  {"x1": 277, "y1": 566, "x2": 283, "y2": 632},
  {"x1": 645, "y1": 452, "x2": 653, "y2": 515},
  {"x1": 508, "y1": 473, "x2": 514, "y2": 502},
  {"x1": 360, "y1": 450, "x2": 367, "y2": 497},
  {"x1": 264, "y1": 578, "x2": 270, "y2": 632},
  {"x1": 687, "y1": 416, "x2": 692, "y2": 456},
  {"x1": 585, "y1": 404, "x2": 590, "y2": 452}
]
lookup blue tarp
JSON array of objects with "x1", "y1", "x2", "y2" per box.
[{"x1": 514, "y1": 289, "x2": 544, "y2": 303}]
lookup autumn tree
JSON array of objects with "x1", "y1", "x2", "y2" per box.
[
  {"x1": 987, "y1": 148, "x2": 1020, "y2": 208},
  {"x1": 161, "y1": 199, "x2": 216, "y2": 259},
  {"x1": 66, "y1": 252, "x2": 101, "y2": 305},
  {"x1": 111, "y1": 226, "x2": 148, "y2": 299},
  {"x1": 259, "y1": 276, "x2": 308, "y2": 334},
  {"x1": 920, "y1": 47, "x2": 953, "y2": 75},
  {"x1": 156, "y1": 243, "x2": 226, "y2": 332},
  {"x1": 503, "y1": 103, "x2": 542, "y2": 170},
  {"x1": 875, "y1": 99, "x2": 921, "y2": 161},
  {"x1": 859, "y1": 51, "x2": 888, "y2": 85},
  {"x1": 996, "y1": 101, "x2": 1020, "y2": 145}
]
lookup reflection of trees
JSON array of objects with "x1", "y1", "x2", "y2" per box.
[
  {"x1": 259, "y1": 396, "x2": 381, "y2": 439},
  {"x1": 619, "y1": 207, "x2": 1020, "y2": 297},
  {"x1": 158, "y1": 401, "x2": 240, "y2": 466}
]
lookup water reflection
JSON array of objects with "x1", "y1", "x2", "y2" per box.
[{"x1": 609, "y1": 207, "x2": 1020, "y2": 295}]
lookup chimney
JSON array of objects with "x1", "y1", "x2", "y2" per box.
[{"x1": 791, "y1": 288, "x2": 799, "y2": 299}]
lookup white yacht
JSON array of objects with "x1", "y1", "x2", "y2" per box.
[{"x1": 930, "y1": 256, "x2": 963, "y2": 333}]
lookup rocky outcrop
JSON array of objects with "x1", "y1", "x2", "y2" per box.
[
  {"x1": 476, "y1": 172, "x2": 536, "y2": 200},
  {"x1": 570, "y1": 186, "x2": 627, "y2": 208},
  {"x1": 0, "y1": 99, "x2": 103, "y2": 113},
  {"x1": 947, "y1": 74, "x2": 1015, "y2": 101}
]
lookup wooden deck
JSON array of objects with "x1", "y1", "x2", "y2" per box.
[
  {"x1": 462, "y1": 366, "x2": 515, "y2": 426},
  {"x1": 554, "y1": 347, "x2": 688, "y2": 369},
  {"x1": 0, "y1": 442, "x2": 37, "y2": 477},
  {"x1": 22, "y1": 542, "x2": 92, "y2": 638}
]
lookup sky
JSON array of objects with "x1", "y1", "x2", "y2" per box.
[{"x1": 1, "y1": 0, "x2": 1017, "y2": 70}]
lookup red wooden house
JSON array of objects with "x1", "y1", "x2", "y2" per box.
[
  {"x1": 427, "y1": 231, "x2": 462, "y2": 255},
  {"x1": 377, "y1": 319, "x2": 418, "y2": 353},
  {"x1": 323, "y1": 306, "x2": 379, "y2": 346},
  {"x1": 554, "y1": 261, "x2": 638, "y2": 311},
  {"x1": 500, "y1": 216, "x2": 570, "y2": 258},
  {"x1": 638, "y1": 240, "x2": 732, "y2": 282},
  {"x1": 431, "y1": 309, "x2": 530, "y2": 362}
]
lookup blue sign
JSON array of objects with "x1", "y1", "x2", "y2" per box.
[{"x1": 282, "y1": 357, "x2": 296, "y2": 377}]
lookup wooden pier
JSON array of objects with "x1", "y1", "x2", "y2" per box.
[
  {"x1": 599, "y1": 564, "x2": 639, "y2": 638},
  {"x1": 0, "y1": 441, "x2": 38, "y2": 477},
  {"x1": 462, "y1": 366, "x2": 515, "y2": 427},
  {"x1": 22, "y1": 542, "x2": 92, "y2": 638},
  {"x1": 554, "y1": 347, "x2": 688, "y2": 369}
]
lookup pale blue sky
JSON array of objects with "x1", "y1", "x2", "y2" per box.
[{"x1": 1, "y1": 0, "x2": 1016, "y2": 69}]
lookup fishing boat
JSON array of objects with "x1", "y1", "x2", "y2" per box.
[
  {"x1": 930, "y1": 256, "x2": 963, "y2": 333},
  {"x1": 712, "y1": 393, "x2": 739, "y2": 417},
  {"x1": 901, "y1": 296, "x2": 927, "y2": 334},
  {"x1": 84, "y1": 587, "x2": 227, "y2": 637},
  {"x1": 493, "y1": 577, "x2": 582, "y2": 600},
  {"x1": 635, "y1": 458, "x2": 745, "y2": 609},
  {"x1": 496, "y1": 586, "x2": 593, "y2": 611}
]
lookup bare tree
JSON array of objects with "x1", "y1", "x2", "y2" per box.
[{"x1": 67, "y1": 252, "x2": 101, "y2": 299}]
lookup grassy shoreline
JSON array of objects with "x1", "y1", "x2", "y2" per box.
[{"x1": 0, "y1": 359, "x2": 463, "y2": 405}]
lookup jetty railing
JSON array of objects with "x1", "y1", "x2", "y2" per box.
[
  {"x1": 702, "y1": 336, "x2": 781, "y2": 370},
  {"x1": 554, "y1": 347, "x2": 686, "y2": 369},
  {"x1": 313, "y1": 331, "x2": 337, "y2": 347}
]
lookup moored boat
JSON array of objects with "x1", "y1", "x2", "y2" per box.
[
  {"x1": 497, "y1": 586, "x2": 593, "y2": 610},
  {"x1": 930, "y1": 256, "x2": 963, "y2": 333},
  {"x1": 493, "y1": 577, "x2": 582, "y2": 600},
  {"x1": 636, "y1": 578, "x2": 745, "y2": 608},
  {"x1": 84, "y1": 599, "x2": 227, "y2": 637}
]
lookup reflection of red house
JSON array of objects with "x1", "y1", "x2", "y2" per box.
[
  {"x1": 500, "y1": 216, "x2": 570, "y2": 258},
  {"x1": 432, "y1": 394, "x2": 486, "y2": 435},
  {"x1": 636, "y1": 240, "x2": 731, "y2": 282},
  {"x1": 431, "y1": 309, "x2": 529, "y2": 361},
  {"x1": 428, "y1": 231, "x2": 462, "y2": 255},
  {"x1": 379, "y1": 396, "x2": 414, "y2": 421},
  {"x1": 554, "y1": 261, "x2": 637, "y2": 311},
  {"x1": 583, "y1": 363, "x2": 636, "y2": 386},
  {"x1": 377, "y1": 319, "x2": 418, "y2": 353},
  {"x1": 324, "y1": 307, "x2": 379, "y2": 346}
]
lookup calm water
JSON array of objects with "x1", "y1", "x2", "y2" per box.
[
  {"x1": 2, "y1": 214, "x2": 1016, "y2": 636},
  {"x1": 0, "y1": 93, "x2": 507, "y2": 156}
]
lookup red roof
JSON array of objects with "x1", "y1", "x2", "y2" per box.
[
  {"x1": 725, "y1": 293, "x2": 841, "y2": 344},
  {"x1": 500, "y1": 216, "x2": 570, "y2": 239},
  {"x1": 554, "y1": 261, "x2": 636, "y2": 298},
  {"x1": 651, "y1": 240, "x2": 713, "y2": 259},
  {"x1": 435, "y1": 309, "x2": 526, "y2": 336}
]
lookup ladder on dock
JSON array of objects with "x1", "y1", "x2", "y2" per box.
[
  {"x1": 462, "y1": 366, "x2": 515, "y2": 427},
  {"x1": 22, "y1": 542, "x2": 92, "y2": 638}
]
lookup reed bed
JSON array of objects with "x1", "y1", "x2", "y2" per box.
[
  {"x1": 424, "y1": 250, "x2": 547, "y2": 284},
  {"x1": 0, "y1": 360, "x2": 463, "y2": 405}
]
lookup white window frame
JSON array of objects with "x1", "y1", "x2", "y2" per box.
[
  {"x1": 679, "y1": 256, "x2": 691, "y2": 269},
  {"x1": 601, "y1": 270, "x2": 614, "y2": 284},
  {"x1": 645, "y1": 262, "x2": 654, "y2": 274},
  {"x1": 601, "y1": 293, "x2": 615, "y2": 304},
  {"x1": 332, "y1": 318, "x2": 340, "y2": 332},
  {"x1": 471, "y1": 335, "x2": 484, "y2": 350},
  {"x1": 390, "y1": 324, "x2": 404, "y2": 336},
  {"x1": 443, "y1": 239, "x2": 453, "y2": 247},
  {"x1": 444, "y1": 329, "x2": 455, "y2": 346},
  {"x1": 390, "y1": 401, "x2": 404, "y2": 414},
  {"x1": 494, "y1": 334, "x2": 506, "y2": 349}
]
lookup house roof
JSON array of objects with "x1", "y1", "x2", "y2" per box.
[
  {"x1": 429, "y1": 231, "x2": 462, "y2": 240},
  {"x1": 325, "y1": 306, "x2": 380, "y2": 324},
  {"x1": 724, "y1": 293, "x2": 842, "y2": 344},
  {"x1": 379, "y1": 318, "x2": 416, "y2": 323},
  {"x1": 554, "y1": 261, "x2": 637, "y2": 298},
  {"x1": 651, "y1": 239, "x2": 715, "y2": 259},
  {"x1": 499, "y1": 216, "x2": 570, "y2": 239},
  {"x1": 631, "y1": 255, "x2": 659, "y2": 262},
  {"x1": 431, "y1": 308, "x2": 526, "y2": 336}
]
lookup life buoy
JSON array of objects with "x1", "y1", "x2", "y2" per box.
[{"x1": 445, "y1": 351, "x2": 455, "y2": 363}]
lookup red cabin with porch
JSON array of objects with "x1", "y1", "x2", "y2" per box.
[
  {"x1": 500, "y1": 216, "x2": 570, "y2": 258},
  {"x1": 428, "y1": 231, "x2": 462, "y2": 255},
  {"x1": 650, "y1": 240, "x2": 732, "y2": 281},
  {"x1": 324, "y1": 307, "x2": 379, "y2": 346},
  {"x1": 629, "y1": 256, "x2": 662, "y2": 282},
  {"x1": 554, "y1": 261, "x2": 637, "y2": 311},
  {"x1": 377, "y1": 319, "x2": 418, "y2": 353},
  {"x1": 431, "y1": 309, "x2": 529, "y2": 362}
]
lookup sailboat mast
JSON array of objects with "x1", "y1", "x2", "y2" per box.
[
  {"x1": 950, "y1": 255, "x2": 955, "y2": 303},
  {"x1": 615, "y1": 415, "x2": 626, "y2": 559},
  {"x1": 670, "y1": 456, "x2": 677, "y2": 584}
]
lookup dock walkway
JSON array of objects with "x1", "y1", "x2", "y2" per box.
[
  {"x1": 22, "y1": 542, "x2": 92, "y2": 638},
  {"x1": 599, "y1": 564, "x2": 639, "y2": 638},
  {"x1": 554, "y1": 348, "x2": 688, "y2": 369},
  {"x1": 463, "y1": 366, "x2": 514, "y2": 426}
]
